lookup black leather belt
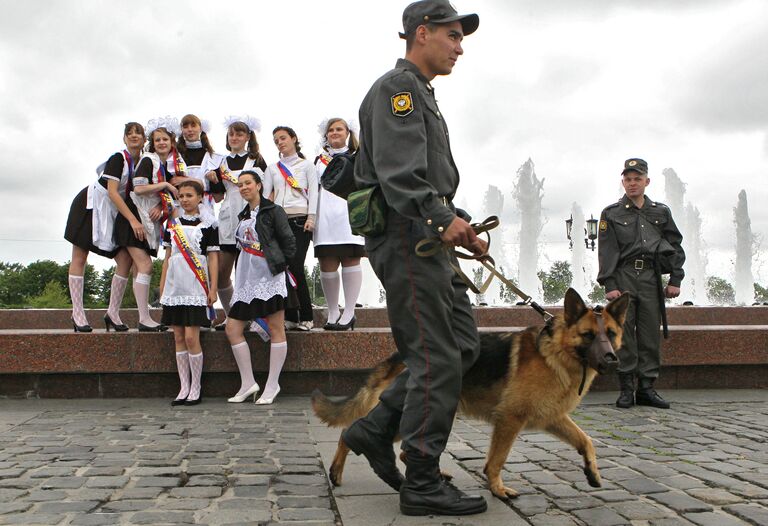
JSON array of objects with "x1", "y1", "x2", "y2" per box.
[{"x1": 622, "y1": 258, "x2": 654, "y2": 270}]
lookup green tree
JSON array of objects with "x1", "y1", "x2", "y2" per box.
[
  {"x1": 755, "y1": 283, "x2": 768, "y2": 303},
  {"x1": 0, "y1": 262, "x2": 26, "y2": 307},
  {"x1": 588, "y1": 282, "x2": 606, "y2": 304},
  {"x1": 497, "y1": 265, "x2": 519, "y2": 304},
  {"x1": 537, "y1": 260, "x2": 573, "y2": 304},
  {"x1": 305, "y1": 264, "x2": 326, "y2": 306},
  {"x1": 706, "y1": 276, "x2": 735, "y2": 305},
  {"x1": 27, "y1": 281, "x2": 71, "y2": 308}
]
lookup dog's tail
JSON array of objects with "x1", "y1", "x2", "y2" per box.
[{"x1": 311, "y1": 352, "x2": 405, "y2": 428}]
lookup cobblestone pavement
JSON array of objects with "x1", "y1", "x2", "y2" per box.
[{"x1": 1, "y1": 391, "x2": 767, "y2": 525}]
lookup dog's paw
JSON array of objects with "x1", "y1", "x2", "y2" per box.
[
  {"x1": 583, "y1": 467, "x2": 601, "y2": 488},
  {"x1": 329, "y1": 468, "x2": 343, "y2": 487},
  {"x1": 490, "y1": 483, "x2": 518, "y2": 500},
  {"x1": 440, "y1": 469, "x2": 453, "y2": 481}
]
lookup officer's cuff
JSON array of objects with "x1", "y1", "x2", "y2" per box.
[
  {"x1": 603, "y1": 278, "x2": 619, "y2": 292},
  {"x1": 421, "y1": 197, "x2": 456, "y2": 236},
  {"x1": 668, "y1": 276, "x2": 682, "y2": 288},
  {"x1": 456, "y1": 207, "x2": 472, "y2": 223}
]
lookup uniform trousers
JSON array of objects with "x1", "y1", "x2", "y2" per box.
[
  {"x1": 615, "y1": 264, "x2": 662, "y2": 379},
  {"x1": 368, "y1": 214, "x2": 480, "y2": 459}
]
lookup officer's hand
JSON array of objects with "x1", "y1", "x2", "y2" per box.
[
  {"x1": 665, "y1": 285, "x2": 681, "y2": 299},
  {"x1": 440, "y1": 217, "x2": 478, "y2": 254},
  {"x1": 605, "y1": 289, "x2": 622, "y2": 301}
]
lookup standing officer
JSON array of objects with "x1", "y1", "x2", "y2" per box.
[
  {"x1": 342, "y1": 0, "x2": 488, "y2": 517},
  {"x1": 597, "y1": 158, "x2": 685, "y2": 409}
]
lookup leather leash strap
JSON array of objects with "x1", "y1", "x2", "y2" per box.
[{"x1": 414, "y1": 215, "x2": 554, "y2": 323}]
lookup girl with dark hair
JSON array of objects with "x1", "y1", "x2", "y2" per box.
[
  {"x1": 225, "y1": 170, "x2": 296, "y2": 405},
  {"x1": 211, "y1": 116, "x2": 268, "y2": 330},
  {"x1": 64, "y1": 122, "x2": 145, "y2": 332},
  {"x1": 159, "y1": 179, "x2": 219, "y2": 406},
  {"x1": 313, "y1": 118, "x2": 365, "y2": 331},
  {"x1": 262, "y1": 126, "x2": 318, "y2": 331},
  {"x1": 174, "y1": 114, "x2": 222, "y2": 224},
  {"x1": 114, "y1": 118, "x2": 182, "y2": 331}
]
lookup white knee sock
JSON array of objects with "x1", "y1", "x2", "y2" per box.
[
  {"x1": 175, "y1": 351, "x2": 190, "y2": 400},
  {"x1": 231, "y1": 341, "x2": 257, "y2": 395},
  {"x1": 339, "y1": 265, "x2": 363, "y2": 325},
  {"x1": 68, "y1": 275, "x2": 88, "y2": 326},
  {"x1": 107, "y1": 274, "x2": 128, "y2": 324},
  {"x1": 133, "y1": 273, "x2": 157, "y2": 326},
  {"x1": 188, "y1": 352, "x2": 204, "y2": 400},
  {"x1": 320, "y1": 271, "x2": 341, "y2": 323},
  {"x1": 218, "y1": 284, "x2": 234, "y2": 316},
  {"x1": 263, "y1": 341, "x2": 287, "y2": 397}
]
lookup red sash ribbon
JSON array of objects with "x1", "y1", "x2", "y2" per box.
[
  {"x1": 168, "y1": 218, "x2": 216, "y2": 320},
  {"x1": 277, "y1": 161, "x2": 308, "y2": 199}
]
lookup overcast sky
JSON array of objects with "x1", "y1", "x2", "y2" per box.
[{"x1": 1, "y1": 0, "x2": 766, "y2": 290}]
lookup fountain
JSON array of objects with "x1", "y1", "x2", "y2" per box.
[
  {"x1": 513, "y1": 159, "x2": 544, "y2": 302},
  {"x1": 734, "y1": 190, "x2": 755, "y2": 305},
  {"x1": 569, "y1": 203, "x2": 590, "y2": 299},
  {"x1": 684, "y1": 204, "x2": 708, "y2": 304}
]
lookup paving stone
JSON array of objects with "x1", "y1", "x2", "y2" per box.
[
  {"x1": 0, "y1": 489, "x2": 27, "y2": 503},
  {"x1": 276, "y1": 496, "x2": 331, "y2": 509},
  {"x1": 85, "y1": 476, "x2": 129, "y2": 489},
  {"x1": 649, "y1": 517, "x2": 697, "y2": 526},
  {"x1": 616, "y1": 477, "x2": 670, "y2": 494},
  {"x1": 592, "y1": 489, "x2": 636, "y2": 502},
  {"x1": 723, "y1": 504, "x2": 768, "y2": 525},
  {"x1": 529, "y1": 513, "x2": 581, "y2": 526},
  {"x1": 511, "y1": 494, "x2": 551, "y2": 516},
  {"x1": 650, "y1": 492, "x2": 713, "y2": 513},
  {"x1": 40, "y1": 476, "x2": 86, "y2": 489},
  {"x1": 81, "y1": 467, "x2": 125, "y2": 477},
  {"x1": 228, "y1": 475, "x2": 270, "y2": 486},
  {"x1": 218, "y1": 498, "x2": 272, "y2": 510},
  {"x1": 102, "y1": 500, "x2": 156, "y2": 512},
  {"x1": 554, "y1": 495, "x2": 603, "y2": 511},
  {"x1": 133, "y1": 476, "x2": 180, "y2": 488},
  {"x1": 161, "y1": 498, "x2": 211, "y2": 510},
  {"x1": 231, "y1": 486, "x2": 269, "y2": 498},
  {"x1": 0, "y1": 513, "x2": 64, "y2": 525},
  {"x1": 185, "y1": 474, "x2": 227, "y2": 486},
  {"x1": 686, "y1": 488, "x2": 743, "y2": 505},
  {"x1": 611, "y1": 500, "x2": 675, "y2": 520},
  {"x1": 0, "y1": 501, "x2": 32, "y2": 515},
  {"x1": 539, "y1": 483, "x2": 583, "y2": 499},
  {"x1": 36, "y1": 501, "x2": 100, "y2": 513},
  {"x1": 69, "y1": 514, "x2": 125, "y2": 526},
  {"x1": 278, "y1": 507, "x2": 336, "y2": 521},
  {"x1": 120, "y1": 488, "x2": 164, "y2": 499},
  {"x1": 572, "y1": 506, "x2": 630, "y2": 526},
  {"x1": 657, "y1": 475, "x2": 707, "y2": 490},
  {"x1": 169, "y1": 486, "x2": 222, "y2": 498},
  {"x1": 683, "y1": 511, "x2": 751, "y2": 526},
  {"x1": 128, "y1": 511, "x2": 196, "y2": 524},
  {"x1": 198, "y1": 508, "x2": 272, "y2": 524},
  {"x1": 26, "y1": 489, "x2": 68, "y2": 502}
]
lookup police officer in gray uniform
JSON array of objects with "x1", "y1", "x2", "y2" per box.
[
  {"x1": 341, "y1": 0, "x2": 487, "y2": 517},
  {"x1": 598, "y1": 158, "x2": 685, "y2": 409}
]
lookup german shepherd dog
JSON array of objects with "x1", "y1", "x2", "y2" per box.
[{"x1": 312, "y1": 288, "x2": 630, "y2": 499}]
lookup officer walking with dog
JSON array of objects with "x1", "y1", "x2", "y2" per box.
[
  {"x1": 341, "y1": 0, "x2": 488, "y2": 517},
  {"x1": 598, "y1": 158, "x2": 685, "y2": 409}
]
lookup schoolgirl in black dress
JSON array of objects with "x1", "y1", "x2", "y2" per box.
[
  {"x1": 174, "y1": 114, "x2": 222, "y2": 225},
  {"x1": 159, "y1": 180, "x2": 219, "y2": 405},
  {"x1": 64, "y1": 122, "x2": 144, "y2": 332},
  {"x1": 225, "y1": 170, "x2": 296, "y2": 405},
  {"x1": 211, "y1": 117, "x2": 267, "y2": 330},
  {"x1": 114, "y1": 119, "x2": 182, "y2": 331}
]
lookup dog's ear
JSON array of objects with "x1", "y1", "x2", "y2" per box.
[
  {"x1": 563, "y1": 288, "x2": 588, "y2": 326},
  {"x1": 605, "y1": 292, "x2": 631, "y2": 327}
]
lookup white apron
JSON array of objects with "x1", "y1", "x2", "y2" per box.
[{"x1": 218, "y1": 157, "x2": 258, "y2": 246}]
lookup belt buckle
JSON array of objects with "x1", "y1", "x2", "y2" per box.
[
  {"x1": 440, "y1": 196, "x2": 448, "y2": 206},
  {"x1": 634, "y1": 259, "x2": 644, "y2": 270}
]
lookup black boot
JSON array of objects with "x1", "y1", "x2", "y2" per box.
[
  {"x1": 400, "y1": 455, "x2": 487, "y2": 516},
  {"x1": 341, "y1": 403, "x2": 404, "y2": 491},
  {"x1": 635, "y1": 378, "x2": 670, "y2": 409},
  {"x1": 616, "y1": 373, "x2": 635, "y2": 408}
]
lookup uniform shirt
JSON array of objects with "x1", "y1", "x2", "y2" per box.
[
  {"x1": 262, "y1": 153, "x2": 318, "y2": 217},
  {"x1": 597, "y1": 194, "x2": 685, "y2": 291},
  {"x1": 99, "y1": 152, "x2": 135, "y2": 195},
  {"x1": 355, "y1": 58, "x2": 460, "y2": 236}
]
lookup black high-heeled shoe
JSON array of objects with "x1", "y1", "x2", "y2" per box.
[
  {"x1": 104, "y1": 314, "x2": 129, "y2": 332},
  {"x1": 184, "y1": 396, "x2": 202, "y2": 406},
  {"x1": 171, "y1": 398, "x2": 187, "y2": 406},
  {"x1": 332, "y1": 316, "x2": 356, "y2": 332},
  {"x1": 72, "y1": 318, "x2": 92, "y2": 333},
  {"x1": 138, "y1": 322, "x2": 168, "y2": 332},
  {"x1": 323, "y1": 314, "x2": 342, "y2": 331}
]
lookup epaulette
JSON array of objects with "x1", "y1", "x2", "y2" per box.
[
  {"x1": 604, "y1": 201, "x2": 620, "y2": 210},
  {"x1": 651, "y1": 200, "x2": 669, "y2": 209}
]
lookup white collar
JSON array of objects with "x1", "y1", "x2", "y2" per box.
[
  {"x1": 229, "y1": 151, "x2": 248, "y2": 158},
  {"x1": 180, "y1": 213, "x2": 200, "y2": 221},
  {"x1": 328, "y1": 146, "x2": 349, "y2": 156},
  {"x1": 280, "y1": 153, "x2": 299, "y2": 164},
  {"x1": 185, "y1": 140, "x2": 203, "y2": 149}
]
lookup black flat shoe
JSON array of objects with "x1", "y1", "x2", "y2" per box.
[
  {"x1": 104, "y1": 314, "x2": 129, "y2": 332},
  {"x1": 184, "y1": 397, "x2": 202, "y2": 406},
  {"x1": 72, "y1": 318, "x2": 93, "y2": 333},
  {"x1": 138, "y1": 323, "x2": 168, "y2": 332},
  {"x1": 171, "y1": 398, "x2": 187, "y2": 406}
]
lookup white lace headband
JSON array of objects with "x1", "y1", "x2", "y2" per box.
[
  {"x1": 145, "y1": 116, "x2": 180, "y2": 137},
  {"x1": 223, "y1": 115, "x2": 262, "y2": 134}
]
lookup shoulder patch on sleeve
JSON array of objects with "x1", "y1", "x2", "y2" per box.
[
  {"x1": 391, "y1": 92, "x2": 414, "y2": 117},
  {"x1": 599, "y1": 220, "x2": 608, "y2": 232}
]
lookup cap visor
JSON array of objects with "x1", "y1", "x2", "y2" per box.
[{"x1": 433, "y1": 13, "x2": 479, "y2": 35}]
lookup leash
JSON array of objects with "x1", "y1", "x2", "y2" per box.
[{"x1": 414, "y1": 215, "x2": 554, "y2": 324}]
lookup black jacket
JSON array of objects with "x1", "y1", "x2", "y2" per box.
[{"x1": 237, "y1": 198, "x2": 296, "y2": 276}]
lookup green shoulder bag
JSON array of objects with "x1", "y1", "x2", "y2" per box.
[{"x1": 347, "y1": 186, "x2": 387, "y2": 237}]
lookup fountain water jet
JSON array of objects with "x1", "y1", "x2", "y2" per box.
[
  {"x1": 684, "y1": 204, "x2": 708, "y2": 305},
  {"x1": 569, "y1": 203, "x2": 590, "y2": 299},
  {"x1": 513, "y1": 159, "x2": 543, "y2": 302},
  {"x1": 734, "y1": 190, "x2": 755, "y2": 305}
]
